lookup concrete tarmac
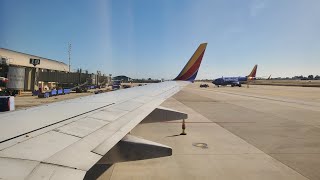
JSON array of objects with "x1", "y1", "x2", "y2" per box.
[
  {"x1": 99, "y1": 83, "x2": 320, "y2": 180},
  {"x1": 14, "y1": 92, "x2": 92, "y2": 109}
]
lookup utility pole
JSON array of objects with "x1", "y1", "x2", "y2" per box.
[{"x1": 68, "y1": 42, "x2": 71, "y2": 72}]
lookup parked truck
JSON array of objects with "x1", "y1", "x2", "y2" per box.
[{"x1": 112, "y1": 80, "x2": 121, "y2": 90}]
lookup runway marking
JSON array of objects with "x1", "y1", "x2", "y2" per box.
[
  {"x1": 215, "y1": 122, "x2": 256, "y2": 123},
  {"x1": 190, "y1": 87, "x2": 320, "y2": 109},
  {"x1": 162, "y1": 121, "x2": 214, "y2": 123}
]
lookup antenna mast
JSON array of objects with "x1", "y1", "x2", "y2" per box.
[{"x1": 68, "y1": 42, "x2": 71, "y2": 72}]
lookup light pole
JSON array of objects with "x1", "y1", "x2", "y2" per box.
[{"x1": 68, "y1": 42, "x2": 71, "y2": 72}]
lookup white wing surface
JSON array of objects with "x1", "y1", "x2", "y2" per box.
[
  {"x1": 0, "y1": 82, "x2": 187, "y2": 179},
  {"x1": 0, "y1": 43, "x2": 207, "y2": 179}
]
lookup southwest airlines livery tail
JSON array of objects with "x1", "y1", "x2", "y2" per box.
[
  {"x1": 247, "y1": 64, "x2": 258, "y2": 80},
  {"x1": 174, "y1": 43, "x2": 207, "y2": 82}
]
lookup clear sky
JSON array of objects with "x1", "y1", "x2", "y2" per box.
[{"x1": 1, "y1": 0, "x2": 319, "y2": 79}]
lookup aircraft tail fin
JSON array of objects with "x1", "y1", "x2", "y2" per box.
[
  {"x1": 248, "y1": 64, "x2": 258, "y2": 78},
  {"x1": 174, "y1": 43, "x2": 207, "y2": 82},
  {"x1": 267, "y1": 74, "x2": 271, "y2": 80}
]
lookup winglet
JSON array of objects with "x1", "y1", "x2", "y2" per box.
[
  {"x1": 174, "y1": 43, "x2": 207, "y2": 82},
  {"x1": 248, "y1": 64, "x2": 258, "y2": 78}
]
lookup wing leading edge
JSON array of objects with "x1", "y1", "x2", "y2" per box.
[{"x1": 0, "y1": 43, "x2": 207, "y2": 179}]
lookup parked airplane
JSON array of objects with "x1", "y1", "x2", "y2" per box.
[
  {"x1": 0, "y1": 43, "x2": 207, "y2": 179},
  {"x1": 212, "y1": 65, "x2": 258, "y2": 87}
]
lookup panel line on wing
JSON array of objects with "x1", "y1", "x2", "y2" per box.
[
  {"x1": 53, "y1": 130, "x2": 83, "y2": 139},
  {"x1": 85, "y1": 116, "x2": 112, "y2": 122},
  {"x1": 0, "y1": 103, "x2": 115, "y2": 144}
]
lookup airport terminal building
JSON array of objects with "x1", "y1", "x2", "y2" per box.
[{"x1": 0, "y1": 48, "x2": 110, "y2": 91}]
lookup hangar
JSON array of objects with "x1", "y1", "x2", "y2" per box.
[
  {"x1": 0, "y1": 48, "x2": 109, "y2": 92},
  {"x1": 0, "y1": 48, "x2": 68, "y2": 72}
]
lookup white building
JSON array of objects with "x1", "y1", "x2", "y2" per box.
[{"x1": 0, "y1": 48, "x2": 68, "y2": 91}]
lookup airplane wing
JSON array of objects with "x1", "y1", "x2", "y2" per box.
[{"x1": 0, "y1": 43, "x2": 207, "y2": 180}]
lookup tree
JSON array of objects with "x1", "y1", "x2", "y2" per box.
[{"x1": 308, "y1": 75, "x2": 314, "y2": 80}]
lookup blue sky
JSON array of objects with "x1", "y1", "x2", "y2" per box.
[{"x1": 1, "y1": 0, "x2": 319, "y2": 79}]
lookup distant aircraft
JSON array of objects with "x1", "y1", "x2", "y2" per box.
[
  {"x1": 212, "y1": 65, "x2": 258, "y2": 87},
  {"x1": 0, "y1": 43, "x2": 207, "y2": 179},
  {"x1": 256, "y1": 74, "x2": 271, "y2": 80},
  {"x1": 267, "y1": 74, "x2": 271, "y2": 80}
]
